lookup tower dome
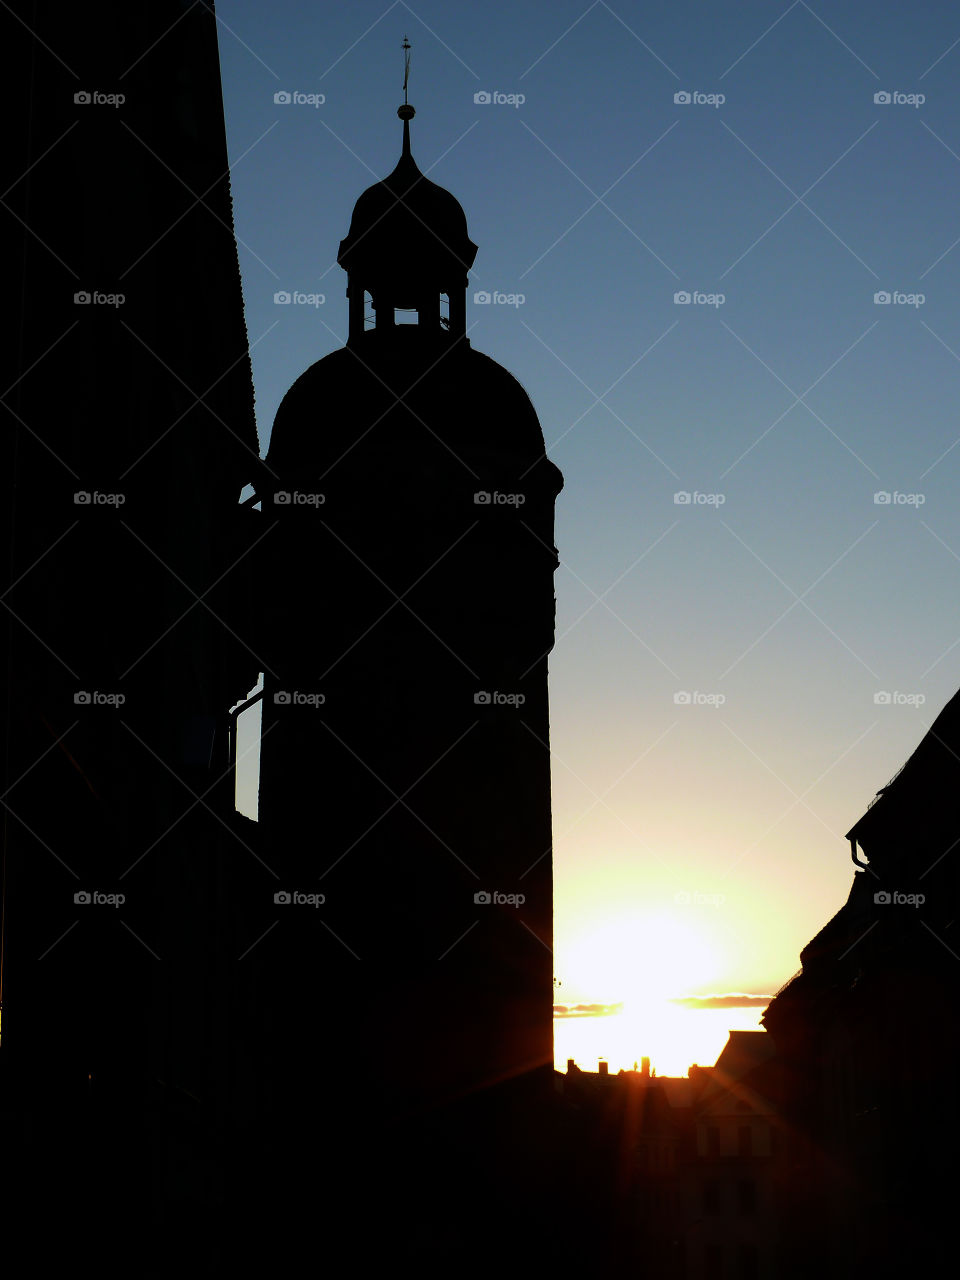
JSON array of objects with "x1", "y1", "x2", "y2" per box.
[
  {"x1": 338, "y1": 112, "x2": 477, "y2": 282},
  {"x1": 337, "y1": 106, "x2": 477, "y2": 341}
]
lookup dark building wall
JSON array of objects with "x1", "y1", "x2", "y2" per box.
[{"x1": 1, "y1": 3, "x2": 259, "y2": 1267}]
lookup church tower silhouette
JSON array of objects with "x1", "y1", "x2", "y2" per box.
[{"x1": 244, "y1": 72, "x2": 562, "y2": 1256}]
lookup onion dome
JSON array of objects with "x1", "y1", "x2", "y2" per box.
[{"x1": 337, "y1": 106, "x2": 477, "y2": 309}]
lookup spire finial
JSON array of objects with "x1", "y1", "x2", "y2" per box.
[{"x1": 397, "y1": 35, "x2": 415, "y2": 155}]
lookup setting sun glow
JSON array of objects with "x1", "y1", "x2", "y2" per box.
[
  {"x1": 563, "y1": 910, "x2": 722, "y2": 1005},
  {"x1": 554, "y1": 910, "x2": 766, "y2": 1076}
]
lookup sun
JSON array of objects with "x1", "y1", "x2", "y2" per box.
[
  {"x1": 555, "y1": 909, "x2": 734, "y2": 1075},
  {"x1": 561, "y1": 909, "x2": 721, "y2": 1007}
]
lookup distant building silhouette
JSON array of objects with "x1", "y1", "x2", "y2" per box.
[
  {"x1": 562, "y1": 1057, "x2": 692, "y2": 1273},
  {"x1": 685, "y1": 1032, "x2": 787, "y2": 1280},
  {"x1": 562, "y1": 1034, "x2": 794, "y2": 1278}
]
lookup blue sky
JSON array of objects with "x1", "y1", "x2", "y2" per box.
[{"x1": 219, "y1": 1, "x2": 960, "y2": 1003}]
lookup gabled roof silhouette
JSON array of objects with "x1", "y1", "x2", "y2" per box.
[
  {"x1": 847, "y1": 684, "x2": 960, "y2": 851},
  {"x1": 695, "y1": 1031, "x2": 779, "y2": 1111},
  {"x1": 711, "y1": 1030, "x2": 775, "y2": 1082}
]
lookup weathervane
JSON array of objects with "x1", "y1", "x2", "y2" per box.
[{"x1": 399, "y1": 36, "x2": 414, "y2": 121}]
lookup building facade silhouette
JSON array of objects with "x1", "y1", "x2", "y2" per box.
[
  {"x1": 563, "y1": 1036, "x2": 794, "y2": 1278},
  {"x1": 1, "y1": 2, "x2": 260, "y2": 1271},
  {"x1": 2, "y1": 11, "x2": 566, "y2": 1267},
  {"x1": 237, "y1": 98, "x2": 564, "y2": 1261},
  {"x1": 763, "y1": 688, "x2": 960, "y2": 1276}
]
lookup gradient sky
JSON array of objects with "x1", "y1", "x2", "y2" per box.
[{"x1": 219, "y1": 0, "x2": 960, "y2": 1012}]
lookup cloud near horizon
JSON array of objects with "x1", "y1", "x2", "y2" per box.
[
  {"x1": 553, "y1": 994, "x2": 773, "y2": 1017},
  {"x1": 553, "y1": 1003, "x2": 624, "y2": 1018},
  {"x1": 671, "y1": 994, "x2": 773, "y2": 1010}
]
